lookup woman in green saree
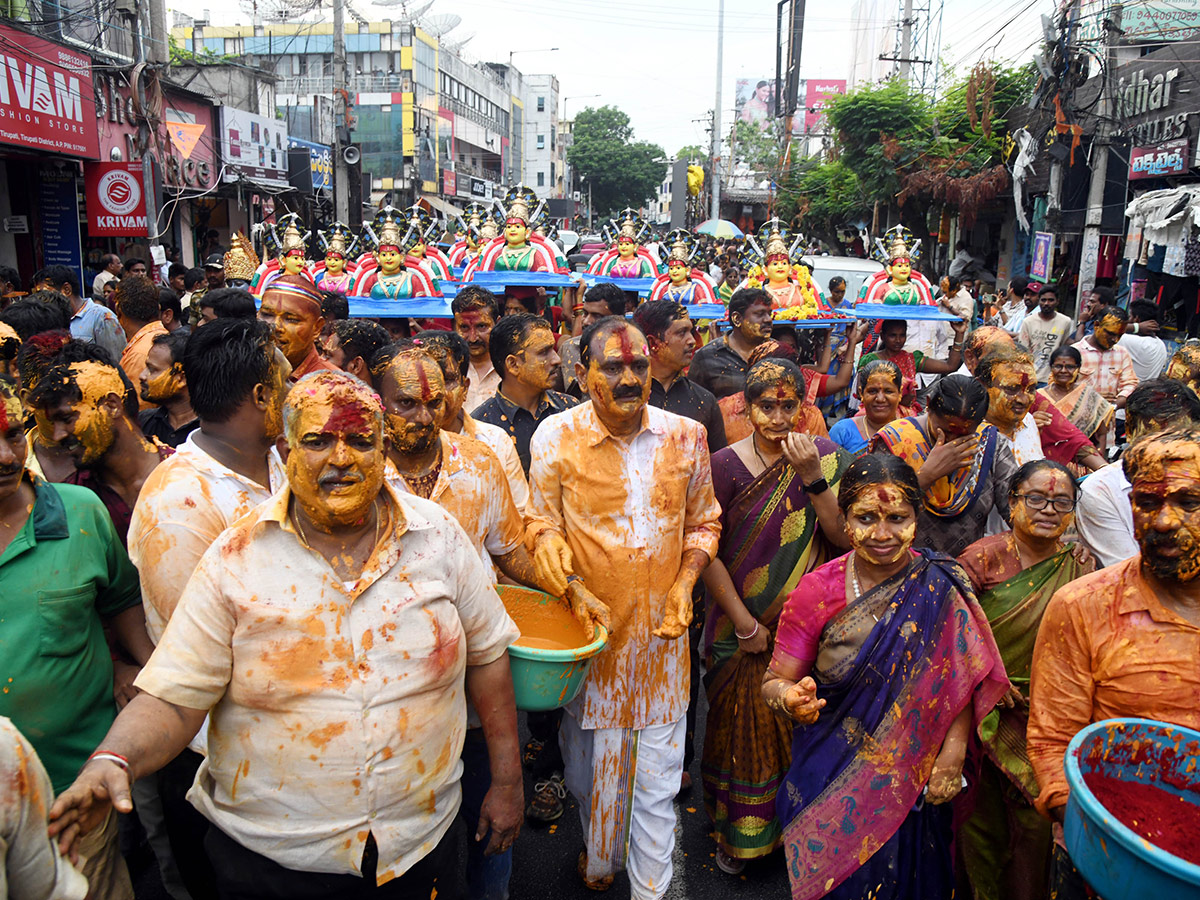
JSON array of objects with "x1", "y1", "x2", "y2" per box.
[
  {"x1": 700, "y1": 358, "x2": 853, "y2": 876},
  {"x1": 956, "y1": 459, "x2": 1095, "y2": 900}
]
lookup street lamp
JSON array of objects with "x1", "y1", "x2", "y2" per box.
[
  {"x1": 563, "y1": 93, "x2": 600, "y2": 121},
  {"x1": 508, "y1": 47, "x2": 559, "y2": 65}
]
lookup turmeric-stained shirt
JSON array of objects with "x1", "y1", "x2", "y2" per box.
[
  {"x1": 1028, "y1": 557, "x2": 1200, "y2": 815},
  {"x1": 527, "y1": 402, "x2": 722, "y2": 730},
  {"x1": 288, "y1": 345, "x2": 341, "y2": 383},
  {"x1": 462, "y1": 413, "x2": 530, "y2": 515},
  {"x1": 120, "y1": 321, "x2": 167, "y2": 410},
  {"x1": 127, "y1": 434, "x2": 285, "y2": 644},
  {"x1": 134, "y1": 483, "x2": 518, "y2": 884},
  {"x1": 388, "y1": 430, "x2": 524, "y2": 575}
]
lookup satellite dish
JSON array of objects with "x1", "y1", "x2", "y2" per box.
[
  {"x1": 239, "y1": 0, "x2": 321, "y2": 21},
  {"x1": 440, "y1": 31, "x2": 474, "y2": 53},
  {"x1": 419, "y1": 12, "x2": 460, "y2": 36}
]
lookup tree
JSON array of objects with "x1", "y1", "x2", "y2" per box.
[
  {"x1": 676, "y1": 144, "x2": 705, "y2": 164},
  {"x1": 567, "y1": 106, "x2": 666, "y2": 217},
  {"x1": 775, "y1": 159, "x2": 869, "y2": 252}
]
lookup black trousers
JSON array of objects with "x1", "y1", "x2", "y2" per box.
[
  {"x1": 204, "y1": 820, "x2": 460, "y2": 900},
  {"x1": 156, "y1": 748, "x2": 218, "y2": 900}
]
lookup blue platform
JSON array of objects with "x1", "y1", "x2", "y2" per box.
[{"x1": 854, "y1": 303, "x2": 962, "y2": 321}]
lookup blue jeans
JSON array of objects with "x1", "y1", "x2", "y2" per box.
[{"x1": 460, "y1": 728, "x2": 512, "y2": 900}]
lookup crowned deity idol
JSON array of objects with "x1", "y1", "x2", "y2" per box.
[
  {"x1": 587, "y1": 209, "x2": 662, "y2": 278},
  {"x1": 311, "y1": 223, "x2": 359, "y2": 294},
  {"x1": 401, "y1": 203, "x2": 453, "y2": 282},
  {"x1": 860, "y1": 226, "x2": 935, "y2": 305},
  {"x1": 448, "y1": 202, "x2": 498, "y2": 268},
  {"x1": 252, "y1": 214, "x2": 309, "y2": 297},
  {"x1": 648, "y1": 229, "x2": 718, "y2": 304},
  {"x1": 744, "y1": 219, "x2": 829, "y2": 317},
  {"x1": 469, "y1": 186, "x2": 563, "y2": 275},
  {"x1": 351, "y1": 207, "x2": 439, "y2": 300},
  {"x1": 223, "y1": 231, "x2": 259, "y2": 289}
]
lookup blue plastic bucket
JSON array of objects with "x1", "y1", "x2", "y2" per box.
[
  {"x1": 1064, "y1": 717, "x2": 1200, "y2": 900},
  {"x1": 498, "y1": 585, "x2": 608, "y2": 712}
]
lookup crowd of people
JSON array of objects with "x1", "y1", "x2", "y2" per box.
[{"x1": 1, "y1": 256, "x2": 1199, "y2": 900}]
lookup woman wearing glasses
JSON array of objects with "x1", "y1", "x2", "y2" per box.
[{"x1": 955, "y1": 459, "x2": 1095, "y2": 900}]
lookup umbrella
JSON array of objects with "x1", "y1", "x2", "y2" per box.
[{"x1": 694, "y1": 219, "x2": 744, "y2": 239}]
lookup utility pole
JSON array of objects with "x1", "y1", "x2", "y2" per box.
[
  {"x1": 711, "y1": 0, "x2": 724, "y2": 221},
  {"x1": 332, "y1": 0, "x2": 351, "y2": 223},
  {"x1": 1046, "y1": 0, "x2": 1081, "y2": 238},
  {"x1": 1078, "y1": 2, "x2": 1122, "y2": 305},
  {"x1": 147, "y1": 0, "x2": 167, "y2": 63},
  {"x1": 898, "y1": 0, "x2": 914, "y2": 83}
]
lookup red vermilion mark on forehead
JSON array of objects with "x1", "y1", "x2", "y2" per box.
[
  {"x1": 0, "y1": 403, "x2": 8, "y2": 432},
  {"x1": 774, "y1": 386, "x2": 788, "y2": 400},
  {"x1": 1020, "y1": 372, "x2": 1030, "y2": 389},
  {"x1": 876, "y1": 487, "x2": 892, "y2": 502},
  {"x1": 324, "y1": 399, "x2": 371, "y2": 434},
  {"x1": 617, "y1": 327, "x2": 634, "y2": 364},
  {"x1": 414, "y1": 361, "x2": 433, "y2": 402}
]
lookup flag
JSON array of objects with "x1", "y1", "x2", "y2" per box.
[{"x1": 165, "y1": 119, "x2": 206, "y2": 160}]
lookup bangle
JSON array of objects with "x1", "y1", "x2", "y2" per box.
[
  {"x1": 735, "y1": 621, "x2": 760, "y2": 641},
  {"x1": 803, "y1": 476, "x2": 829, "y2": 495},
  {"x1": 1131, "y1": 323, "x2": 1140, "y2": 334},
  {"x1": 87, "y1": 751, "x2": 130, "y2": 772}
]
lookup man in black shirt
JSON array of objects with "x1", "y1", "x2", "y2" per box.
[
  {"x1": 633, "y1": 299, "x2": 727, "y2": 453},
  {"x1": 473, "y1": 313, "x2": 577, "y2": 476},
  {"x1": 688, "y1": 287, "x2": 773, "y2": 399},
  {"x1": 137, "y1": 331, "x2": 198, "y2": 448}
]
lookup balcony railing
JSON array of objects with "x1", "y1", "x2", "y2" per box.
[{"x1": 276, "y1": 72, "x2": 411, "y2": 96}]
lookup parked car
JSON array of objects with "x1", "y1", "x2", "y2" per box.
[{"x1": 805, "y1": 256, "x2": 885, "y2": 302}]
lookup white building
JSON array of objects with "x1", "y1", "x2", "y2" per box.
[{"x1": 524, "y1": 74, "x2": 561, "y2": 198}]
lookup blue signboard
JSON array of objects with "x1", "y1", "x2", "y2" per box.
[
  {"x1": 38, "y1": 164, "x2": 84, "y2": 288},
  {"x1": 287, "y1": 137, "x2": 333, "y2": 192}
]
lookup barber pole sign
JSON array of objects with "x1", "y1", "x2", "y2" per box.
[{"x1": 84, "y1": 161, "x2": 148, "y2": 236}]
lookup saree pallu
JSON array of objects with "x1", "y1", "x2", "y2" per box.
[
  {"x1": 1029, "y1": 393, "x2": 1097, "y2": 467},
  {"x1": 777, "y1": 551, "x2": 1009, "y2": 900},
  {"x1": 702, "y1": 443, "x2": 851, "y2": 860},
  {"x1": 874, "y1": 418, "x2": 999, "y2": 518},
  {"x1": 960, "y1": 550, "x2": 1088, "y2": 900}
]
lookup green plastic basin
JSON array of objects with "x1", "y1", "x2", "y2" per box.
[{"x1": 498, "y1": 585, "x2": 608, "y2": 712}]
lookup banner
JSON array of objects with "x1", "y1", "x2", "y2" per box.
[
  {"x1": 165, "y1": 118, "x2": 206, "y2": 160},
  {"x1": 0, "y1": 24, "x2": 99, "y2": 158},
  {"x1": 84, "y1": 162, "x2": 148, "y2": 236},
  {"x1": 1129, "y1": 138, "x2": 1190, "y2": 179},
  {"x1": 287, "y1": 137, "x2": 332, "y2": 191},
  {"x1": 1030, "y1": 232, "x2": 1054, "y2": 281},
  {"x1": 39, "y1": 163, "x2": 84, "y2": 286},
  {"x1": 219, "y1": 107, "x2": 290, "y2": 187},
  {"x1": 804, "y1": 79, "x2": 847, "y2": 130}
]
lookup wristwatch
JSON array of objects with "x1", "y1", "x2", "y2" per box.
[{"x1": 803, "y1": 477, "x2": 829, "y2": 495}]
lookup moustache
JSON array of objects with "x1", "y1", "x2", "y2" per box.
[
  {"x1": 319, "y1": 469, "x2": 364, "y2": 486},
  {"x1": 0, "y1": 464, "x2": 21, "y2": 478},
  {"x1": 612, "y1": 385, "x2": 644, "y2": 400}
]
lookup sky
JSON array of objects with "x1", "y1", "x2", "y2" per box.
[{"x1": 169, "y1": 0, "x2": 1052, "y2": 155}]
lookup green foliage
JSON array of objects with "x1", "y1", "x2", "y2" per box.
[
  {"x1": 168, "y1": 34, "x2": 237, "y2": 65},
  {"x1": 567, "y1": 106, "x2": 666, "y2": 217},
  {"x1": 730, "y1": 120, "x2": 786, "y2": 176},
  {"x1": 675, "y1": 144, "x2": 706, "y2": 163},
  {"x1": 776, "y1": 159, "x2": 869, "y2": 240}
]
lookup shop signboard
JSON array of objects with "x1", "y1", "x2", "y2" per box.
[
  {"x1": 1030, "y1": 232, "x2": 1054, "y2": 281},
  {"x1": 443, "y1": 168, "x2": 456, "y2": 196},
  {"x1": 0, "y1": 24, "x2": 99, "y2": 158},
  {"x1": 38, "y1": 162, "x2": 84, "y2": 284},
  {"x1": 1078, "y1": 0, "x2": 1200, "y2": 43},
  {"x1": 287, "y1": 137, "x2": 332, "y2": 191},
  {"x1": 470, "y1": 177, "x2": 493, "y2": 200},
  {"x1": 220, "y1": 107, "x2": 290, "y2": 187},
  {"x1": 1129, "y1": 138, "x2": 1190, "y2": 179},
  {"x1": 804, "y1": 79, "x2": 847, "y2": 130},
  {"x1": 84, "y1": 161, "x2": 148, "y2": 235}
]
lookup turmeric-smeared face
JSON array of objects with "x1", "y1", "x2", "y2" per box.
[
  {"x1": 861, "y1": 371, "x2": 902, "y2": 424},
  {"x1": 987, "y1": 360, "x2": 1037, "y2": 431},
  {"x1": 747, "y1": 365, "x2": 801, "y2": 443},
  {"x1": 1094, "y1": 314, "x2": 1126, "y2": 350},
  {"x1": 40, "y1": 361, "x2": 125, "y2": 465},
  {"x1": 0, "y1": 390, "x2": 26, "y2": 501},
  {"x1": 1166, "y1": 343, "x2": 1200, "y2": 396},
  {"x1": 508, "y1": 327, "x2": 560, "y2": 393},
  {"x1": 1011, "y1": 468, "x2": 1075, "y2": 543},
  {"x1": 259, "y1": 290, "x2": 324, "y2": 369},
  {"x1": 453, "y1": 307, "x2": 495, "y2": 363},
  {"x1": 285, "y1": 378, "x2": 385, "y2": 528},
  {"x1": 1129, "y1": 440, "x2": 1200, "y2": 582},
  {"x1": 434, "y1": 355, "x2": 468, "y2": 426},
  {"x1": 263, "y1": 347, "x2": 292, "y2": 440},
  {"x1": 139, "y1": 343, "x2": 185, "y2": 405},
  {"x1": 585, "y1": 326, "x2": 651, "y2": 422},
  {"x1": 845, "y1": 484, "x2": 917, "y2": 566},
  {"x1": 380, "y1": 352, "x2": 445, "y2": 454}
]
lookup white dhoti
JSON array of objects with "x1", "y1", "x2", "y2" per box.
[{"x1": 560, "y1": 708, "x2": 686, "y2": 900}]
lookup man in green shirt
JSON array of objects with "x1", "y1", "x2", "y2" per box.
[{"x1": 0, "y1": 379, "x2": 151, "y2": 900}]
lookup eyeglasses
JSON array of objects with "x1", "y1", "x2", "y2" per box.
[
  {"x1": 1016, "y1": 493, "x2": 1076, "y2": 513},
  {"x1": 1050, "y1": 363, "x2": 1079, "y2": 373}
]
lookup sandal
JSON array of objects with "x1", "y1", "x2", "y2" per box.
[
  {"x1": 715, "y1": 848, "x2": 746, "y2": 876},
  {"x1": 577, "y1": 851, "x2": 614, "y2": 892}
]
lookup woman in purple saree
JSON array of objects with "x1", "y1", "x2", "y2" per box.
[{"x1": 762, "y1": 454, "x2": 1009, "y2": 900}]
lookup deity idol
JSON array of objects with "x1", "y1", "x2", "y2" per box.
[
  {"x1": 469, "y1": 186, "x2": 562, "y2": 275},
  {"x1": 744, "y1": 218, "x2": 830, "y2": 316},
  {"x1": 448, "y1": 202, "x2": 499, "y2": 268},
  {"x1": 249, "y1": 227, "x2": 282, "y2": 297},
  {"x1": 223, "y1": 231, "x2": 259, "y2": 289},
  {"x1": 401, "y1": 203, "x2": 453, "y2": 282},
  {"x1": 351, "y1": 207, "x2": 439, "y2": 300},
  {"x1": 310, "y1": 222, "x2": 359, "y2": 295},
  {"x1": 648, "y1": 229, "x2": 718, "y2": 304},
  {"x1": 252, "y1": 214, "x2": 310, "y2": 297},
  {"x1": 586, "y1": 209, "x2": 662, "y2": 278},
  {"x1": 860, "y1": 226, "x2": 935, "y2": 305}
]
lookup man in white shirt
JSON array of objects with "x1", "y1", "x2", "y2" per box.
[
  {"x1": 92, "y1": 254, "x2": 123, "y2": 301},
  {"x1": 1019, "y1": 285, "x2": 1073, "y2": 383},
  {"x1": 51, "y1": 372, "x2": 524, "y2": 899},
  {"x1": 1076, "y1": 379, "x2": 1200, "y2": 567},
  {"x1": 1119, "y1": 300, "x2": 1169, "y2": 382},
  {"x1": 998, "y1": 276, "x2": 1037, "y2": 334}
]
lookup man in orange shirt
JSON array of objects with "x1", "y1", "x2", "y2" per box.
[
  {"x1": 527, "y1": 316, "x2": 721, "y2": 898},
  {"x1": 1028, "y1": 427, "x2": 1200, "y2": 898},
  {"x1": 114, "y1": 275, "x2": 167, "y2": 409}
]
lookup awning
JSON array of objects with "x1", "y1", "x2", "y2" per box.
[{"x1": 421, "y1": 194, "x2": 463, "y2": 219}]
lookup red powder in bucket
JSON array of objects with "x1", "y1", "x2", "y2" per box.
[
  {"x1": 503, "y1": 592, "x2": 590, "y2": 651},
  {"x1": 1085, "y1": 772, "x2": 1200, "y2": 865}
]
